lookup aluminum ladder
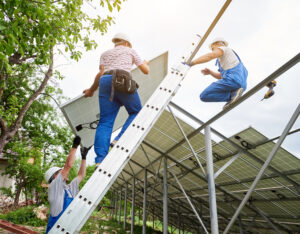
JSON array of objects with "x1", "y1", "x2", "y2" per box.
[{"x1": 48, "y1": 35, "x2": 204, "y2": 233}]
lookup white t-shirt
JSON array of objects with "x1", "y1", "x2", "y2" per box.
[
  {"x1": 100, "y1": 46, "x2": 143, "y2": 73},
  {"x1": 217, "y1": 46, "x2": 239, "y2": 70},
  {"x1": 48, "y1": 173, "x2": 79, "y2": 217}
]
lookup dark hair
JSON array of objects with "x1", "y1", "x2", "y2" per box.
[
  {"x1": 48, "y1": 170, "x2": 61, "y2": 184},
  {"x1": 113, "y1": 39, "x2": 125, "y2": 44}
]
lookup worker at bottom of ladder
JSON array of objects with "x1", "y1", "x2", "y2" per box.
[
  {"x1": 188, "y1": 37, "x2": 248, "y2": 109},
  {"x1": 83, "y1": 33, "x2": 149, "y2": 167},
  {"x1": 45, "y1": 136, "x2": 89, "y2": 233}
]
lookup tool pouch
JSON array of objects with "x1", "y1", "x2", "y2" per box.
[{"x1": 104, "y1": 69, "x2": 139, "y2": 101}]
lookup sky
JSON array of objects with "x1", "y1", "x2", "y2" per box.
[{"x1": 56, "y1": 0, "x2": 300, "y2": 163}]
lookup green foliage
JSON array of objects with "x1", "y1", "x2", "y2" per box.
[
  {"x1": 2, "y1": 76, "x2": 74, "y2": 204},
  {"x1": 0, "y1": 186, "x2": 14, "y2": 198},
  {"x1": 0, "y1": 206, "x2": 47, "y2": 227},
  {"x1": 3, "y1": 143, "x2": 45, "y2": 204},
  {"x1": 79, "y1": 165, "x2": 95, "y2": 189},
  {"x1": 0, "y1": 0, "x2": 124, "y2": 155},
  {"x1": 0, "y1": 0, "x2": 123, "y2": 73},
  {"x1": 0, "y1": 0, "x2": 123, "y2": 216}
]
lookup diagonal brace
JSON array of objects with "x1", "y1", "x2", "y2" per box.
[
  {"x1": 167, "y1": 105, "x2": 206, "y2": 177},
  {"x1": 171, "y1": 171, "x2": 209, "y2": 234}
]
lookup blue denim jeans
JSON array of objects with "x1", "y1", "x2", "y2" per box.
[{"x1": 94, "y1": 75, "x2": 142, "y2": 164}]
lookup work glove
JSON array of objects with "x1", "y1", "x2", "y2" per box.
[
  {"x1": 80, "y1": 146, "x2": 92, "y2": 160},
  {"x1": 72, "y1": 136, "x2": 81, "y2": 149}
]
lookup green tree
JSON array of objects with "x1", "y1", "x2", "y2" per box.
[
  {"x1": 1, "y1": 81, "x2": 74, "y2": 205},
  {"x1": 2, "y1": 144, "x2": 43, "y2": 206},
  {"x1": 0, "y1": 0, "x2": 123, "y2": 153}
]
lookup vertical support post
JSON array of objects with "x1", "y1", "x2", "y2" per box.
[
  {"x1": 131, "y1": 178, "x2": 135, "y2": 234},
  {"x1": 115, "y1": 191, "x2": 118, "y2": 220},
  {"x1": 223, "y1": 104, "x2": 300, "y2": 234},
  {"x1": 205, "y1": 126, "x2": 219, "y2": 234},
  {"x1": 238, "y1": 216, "x2": 243, "y2": 234},
  {"x1": 143, "y1": 170, "x2": 147, "y2": 234},
  {"x1": 124, "y1": 184, "x2": 128, "y2": 230},
  {"x1": 110, "y1": 191, "x2": 114, "y2": 217},
  {"x1": 118, "y1": 189, "x2": 122, "y2": 224},
  {"x1": 138, "y1": 208, "x2": 141, "y2": 223},
  {"x1": 152, "y1": 209, "x2": 155, "y2": 229},
  {"x1": 163, "y1": 156, "x2": 168, "y2": 234},
  {"x1": 177, "y1": 207, "x2": 181, "y2": 234}
]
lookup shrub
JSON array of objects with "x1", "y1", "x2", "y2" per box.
[{"x1": 0, "y1": 206, "x2": 47, "y2": 227}]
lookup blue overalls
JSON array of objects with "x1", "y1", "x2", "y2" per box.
[
  {"x1": 94, "y1": 74, "x2": 142, "y2": 164},
  {"x1": 46, "y1": 189, "x2": 73, "y2": 233},
  {"x1": 200, "y1": 51, "x2": 248, "y2": 102}
]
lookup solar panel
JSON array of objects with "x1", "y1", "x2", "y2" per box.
[{"x1": 60, "y1": 52, "x2": 168, "y2": 147}]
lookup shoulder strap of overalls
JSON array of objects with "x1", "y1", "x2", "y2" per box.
[
  {"x1": 215, "y1": 49, "x2": 242, "y2": 63},
  {"x1": 65, "y1": 187, "x2": 73, "y2": 198},
  {"x1": 232, "y1": 50, "x2": 242, "y2": 62}
]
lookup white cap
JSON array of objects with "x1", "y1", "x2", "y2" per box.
[
  {"x1": 209, "y1": 37, "x2": 228, "y2": 50},
  {"x1": 45, "y1": 167, "x2": 61, "y2": 183},
  {"x1": 112, "y1": 33, "x2": 132, "y2": 48}
]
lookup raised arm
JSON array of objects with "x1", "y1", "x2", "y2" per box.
[
  {"x1": 83, "y1": 65, "x2": 105, "y2": 97},
  {"x1": 77, "y1": 147, "x2": 91, "y2": 183},
  {"x1": 190, "y1": 48, "x2": 223, "y2": 66},
  {"x1": 60, "y1": 136, "x2": 81, "y2": 180}
]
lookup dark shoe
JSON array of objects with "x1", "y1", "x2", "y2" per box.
[
  {"x1": 95, "y1": 163, "x2": 101, "y2": 171},
  {"x1": 110, "y1": 140, "x2": 117, "y2": 148},
  {"x1": 223, "y1": 88, "x2": 244, "y2": 110}
]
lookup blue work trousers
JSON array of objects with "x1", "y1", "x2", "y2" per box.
[
  {"x1": 200, "y1": 78, "x2": 241, "y2": 102},
  {"x1": 94, "y1": 75, "x2": 142, "y2": 164}
]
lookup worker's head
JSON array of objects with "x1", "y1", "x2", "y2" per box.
[
  {"x1": 209, "y1": 37, "x2": 228, "y2": 50},
  {"x1": 45, "y1": 167, "x2": 62, "y2": 184},
  {"x1": 112, "y1": 33, "x2": 132, "y2": 48}
]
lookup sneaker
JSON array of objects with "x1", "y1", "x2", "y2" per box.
[
  {"x1": 223, "y1": 88, "x2": 244, "y2": 110},
  {"x1": 110, "y1": 140, "x2": 117, "y2": 148},
  {"x1": 95, "y1": 163, "x2": 101, "y2": 171}
]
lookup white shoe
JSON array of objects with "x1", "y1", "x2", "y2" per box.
[{"x1": 223, "y1": 88, "x2": 244, "y2": 110}]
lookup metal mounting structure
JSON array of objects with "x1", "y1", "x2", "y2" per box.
[{"x1": 53, "y1": 0, "x2": 300, "y2": 232}]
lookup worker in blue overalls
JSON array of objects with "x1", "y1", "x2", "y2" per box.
[
  {"x1": 188, "y1": 37, "x2": 248, "y2": 109},
  {"x1": 44, "y1": 136, "x2": 90, "y2": 233}
]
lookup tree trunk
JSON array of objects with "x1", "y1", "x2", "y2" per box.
[
  {"x1": 35, "y1": 190, "x2": 40, "y2": 205},
  {"x1": 25, "y1": 186, "x2": 28, "y2": 205},
  {"x1": 14, "y1": 182, "x2": 25, "y2": 206}
]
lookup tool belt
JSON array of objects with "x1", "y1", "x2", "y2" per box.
[{"x1": 104, "y1": 69, "x2": 139, "y2": 101}]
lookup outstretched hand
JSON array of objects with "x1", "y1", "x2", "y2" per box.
[
  {"x1": 72, "y1": 136, "x2": 81, "y2": 149},
  {"x1": 80, "y1": 146, "x2": 92, "y2": 160},
  {"x1": 201, "y1": 68, "x2": 211, "y2": 75},
  {"x1": 83, "y1": 89, "x2": 94, "y2": 97}
]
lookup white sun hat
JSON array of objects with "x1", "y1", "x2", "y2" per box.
[
  {"x1": 112, "y1": 33, "x2": 132, "y2": 48},
  {"x1": 45, "y1": 166, "x2": 61, "y2": 183},
  {"x1": 209, "y1": 37, "x2": 228, "y2": 50}
]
